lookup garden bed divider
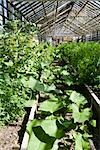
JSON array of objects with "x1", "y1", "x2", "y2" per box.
[
  {"x1": 89, "y1": 139, "x2": 96, "y2": 150},
  {"x1": 85, "y1": 84, "x2": 100, "y2": 149},
  {"x1": 20, "y1": 100, "x2": 38, "y2": 150},
  {"x1": 20, "y1": 85, "x2": 100, "y2": 150},
  {"x1": 85, "y1": 84, "x2": 100, "y2": 107}
]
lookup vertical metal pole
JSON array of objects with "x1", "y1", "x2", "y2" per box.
[
  {"x1": 6, "y1": 0, "x2": 9, "y2": 19},
  {"x1": 97, "y1": 30, "x2": 98, "y2": 41},
  {"x1": 2, "y1": 0, "x2": 5, "y2": 24}
]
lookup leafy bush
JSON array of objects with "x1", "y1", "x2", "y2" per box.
[
  {"x1": 0, "y1": 21, "x2": 38, "y2": 124},
  {"x1": 57, "y1": 42, "x2": 100, "y2": 85},
  {"x1": 0, "y1": 21, "x2": 55, "y2": 125}
]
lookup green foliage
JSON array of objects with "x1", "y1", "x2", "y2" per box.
[
  {"x1": 0, "y1": 20, "x2": 97, "y2": 149},
  {"x1": 3, "y1": 20, "x2": 38, "y2": 34},
  {"x1": 25, "y1": 41, "x2": 97, "y2": 149},
  {"x1": 57, "y1": 42, "x2": 100, "y2": 85},
  {"x1": 73, "y1": 132, "x2": 83, "y2": 150},
  {"x1": 27, "y1": 119, "x2": 64, "y2": 138},
  {"x1": 39, "y1": 96, "x2": 64, "y2": 113},
  {"x1": 0, "y1": 20, "x2": 56, "y2": 124},
  {"x1": 69, "y1": 91, "x2": 92, "y2": 122},
  {"x1": 73, "y1": 131, "x2": 90, "y2": 150},
  {"x1": 71, "y1": 104, "x2": 91, "y2": 123},
  {"x1": 26, "y1": 90, "x2": 94, "y2": 149},
  {"x1": 0, "y1": 21, "x2": 38, "y2": 124},
  {"x1": 21, "y1": 76, "x2": 56, "y2": 93},
  {"x1": 27, "y1": 119, "x2": 64, "y2": 150},
  {"x1": 69, "y1": 91, "x2": 87, "y2": 107},
  {"x1": 27, "y1": 129, "x2": 55, "y2": 150}
]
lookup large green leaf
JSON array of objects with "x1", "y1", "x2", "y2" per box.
[
  {"x1": 90, "y1": 120, "x2": 96, "y2": 127},
  {"x1": 27, "y1": 119, "x2": 64, "y2": 139},
  {"x1": 41, "y1": 119, "x2": 64, "y2": 138},
  {"x1": 73, "y1": 131, "x2": 90, "y2": 150},
  {"x1": 4, "y1": 60, "x2": 13, "y2": 67},
  {"x1": 58, "y1": 119, "x2": 75, "y2": 131},
  {"x1": 28, "y1": 77, "x2": 44, "y2": 91},
  {"x1": 82, "y1": 139, "x2": 90, "y2": 150},
  {"x1": 51, "y1": 140, "x2": 59, "y2": 150},
  {"x1": 73, "y1": 132, "x2": 83, "y2": 150},
  {"x1": 44, "y1": 84, "x2": 56, "y2": 92},
  {"x1": 61, "y1": 70, "x2": 70, "y2": 76},
  {"x1": 28, "y1": 127, "x2": 55, "y2": 150},
  {"x1": 25, "y1": 100, "x2": 36, "y2": 108},
  {"x1": 26, "y1": 119, "x2": 42, "y2": 135},
  {"x1": 27, "y1": 119, "x2": 64, "y2": 150},
  {"x1": 39, "y1": 98, "x2": 64, "y2": 113},
  {"x1": 79, "y1": 108, "x2": 91, "y2": 122},
  {"x1": 70, "y1": 91, "x2": 87, "y2": 107},
  {"x1": 70, "y1": 104, "x2": 91, "y2": 123},
  {"x1": 22, "y1": 76, "x2": 56, "y2": 92},
  {"x1": 70, "y1": 104, "x2": 80, "y2": 123}
]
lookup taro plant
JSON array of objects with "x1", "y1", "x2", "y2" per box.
[{"x1": 26, "y1": 90, "x2": 95, "y2": 150}]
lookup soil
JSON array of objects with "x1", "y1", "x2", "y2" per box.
[{"x1": 0, "y1": 119, "x2": 23, "y2": 150}]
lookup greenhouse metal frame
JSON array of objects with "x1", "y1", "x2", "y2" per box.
[{"x1": 0, "y1": 0, "x2": 100, "y2": 41}]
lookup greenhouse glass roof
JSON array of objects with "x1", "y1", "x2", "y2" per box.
[{"x1": 0, "y1": 0, "x2": 100, "y2": 37}]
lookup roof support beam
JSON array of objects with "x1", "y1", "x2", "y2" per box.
[
  {"x1": 21, "y1": 2, "x2": 40, "y2": 12},
  {"x1": 7, "y1": 0, "x2": 28, "y2": 21},
  {"x1": 58, "y1": 1, "x2": 75, "y2": 35},
  {"x1": 65, "y1": 1, "x2": 89, "y2": 32},
  {"x1": 22, "y1": 2, "x2": 41, "y2": 15},
  {"x1": 40, "y1": 15, "x2": 83, "y2": 36},
  {"x1": 41, "y1": 22, "x2": 81, "y2": 36},
  {"x1": 39, "y1": 3, "x2": 73, "y2": 30},
  {"x1": 28, "y1": 2, "x2": 55, "y2": 21},
  {"x1": 69, "y1": 0, "x2": 89, "y2": 24},
  {"x1": 52, "y1": 1, "x2": 59, "y2": 35},
  {"x1": 40, "y1": 13, "x2": 68, "y2": 32},
  {"x1": 40, "y1": 6, "x2": 76, "y2": 34},
  {"x1": 41, "y1": 1, "x2": 51, "y2": 34},
  {"x1": 33, "y1": 1, "x2": 73, "y2": 24},
  {"x1": 13, "y1": 1, "x2": 25, "y2": 7},
  {"x1": 64, "y1": 21, "x2": 86, "y2": 35},
  {"x1": 75, "y1": 12, "x2": 100, "y2": 34},
  {"x1": 40, "y1": 23, "x2": 64, "y2": 35},
  {"x1": 15, "y1": 2, "x2": 29, "y2": 10}
]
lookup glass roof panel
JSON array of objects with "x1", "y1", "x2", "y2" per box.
[{"x1": 10, "y1": 0, "x2": 100, "y2": 37}]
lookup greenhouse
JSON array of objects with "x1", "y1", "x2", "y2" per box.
[{"x1": 0, "y1": 0, "x2": 100, "y2": 150}]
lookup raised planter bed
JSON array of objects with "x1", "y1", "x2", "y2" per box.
[
  {"x1": 20, "y1": 90, "x2": 97, "y2": 150},
  {"x1": 21, "y1": 100, "x2": 38, "y2": 150},
  {"x1": 84, "y1": 84, "x2": 100, "y2": 150}
]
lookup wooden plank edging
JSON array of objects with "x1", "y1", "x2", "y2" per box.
[
  {"x1": 20, "y1": 85, "x2": 100, "y2": 150},
  {"x1": 20, "y1": 132, "x2": 29, "y2": 150},
  {"x1": 85, "y1": 84, "x2": 100, "y2": 150},
  {"x1": 20, "y1": 101, "x2": 37, "y2": 150},
  {"x1": 85, "y1": 84, "x2": 100, "y2": 106},
  {"x1": 89, "y1": 139, "x2": 96, "y2": 150}
]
